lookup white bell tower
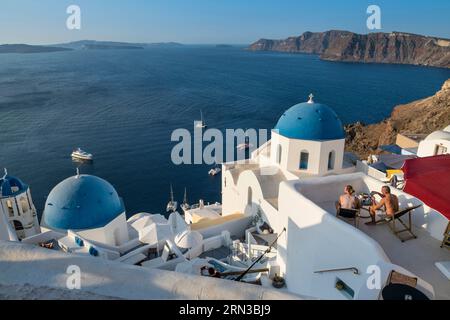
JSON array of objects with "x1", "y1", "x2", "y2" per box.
[
  {"x1": 271, "y1": 95, "x2": 347, "y2": 177},
  {"x1": 0, "y1": 169, "x2": 40, "y2": 240}
]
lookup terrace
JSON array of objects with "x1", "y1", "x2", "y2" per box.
[{"x1": 295, "y1": 172, "x2": 450, "y2": 299}]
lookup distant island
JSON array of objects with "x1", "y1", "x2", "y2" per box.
[
  {"x1": 0, "y1": 40, "x2": 184, "y2": 54},
  {"x1": 82, "y1": 44, "x2": 144, "y2": 50},
  {"x1": 146, "y1": 42, "x2": 183, "y2": 47},
  {"x1": 248, "y1": 30, "x2": 450, "y2": 68},
  {"x1": 0, "y1": 44, "x2": 72, "y2": 54},
  {"x1": 53, "y1": 40, "x2": 183, "y2": 50}
]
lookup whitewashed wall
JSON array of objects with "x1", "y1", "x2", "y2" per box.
[
  {"x1": 417, "y1": 139, "x2": 450, "y2": 157},
  {"x1": 78, "y1": 213, "x2": 129, "y2": 246},
  {"x1": 269, "y1": 131, "x2": 345, "y2": 176},
  {"x1": 0, "y1": 241, "x2": 302, "y2": 300},
  {"x1": 275, "y1": 179, "x2": 434, "y2": 299}
]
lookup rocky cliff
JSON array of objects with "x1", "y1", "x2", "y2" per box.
[
  {"x1": 345, "y1": 79, "x2": 450, "y2": 159},
  {"x1": 249, "y1": 30, "x2": 450, "y2": 68}
]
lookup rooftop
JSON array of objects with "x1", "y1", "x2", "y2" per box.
[
  {"x1": 42, "y1": 174, "x2": 125, "y2": 230},
  {"x1": 297, "y1": 173, "x2": 450, "y2": 300},
  {"x1": 0, "y1": 170, "x2": 28, "y2": 198}
]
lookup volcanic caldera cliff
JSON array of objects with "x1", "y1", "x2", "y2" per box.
[
  {"x1": 344, "y1": 79, "x2": 450, "y2": 159},
  {"x1": 249, "y1": 30, "x2": 450, "y2": 68}
]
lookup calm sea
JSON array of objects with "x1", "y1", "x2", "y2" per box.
[{"x1": 1, "y1": 45, "x2": 449, "y2": 217}]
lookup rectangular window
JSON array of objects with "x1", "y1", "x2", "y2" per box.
[
  {"x1": 435, "y1": 145, "x2": 448, "y2": 155},
  {"x1": 300, "y1": 152, "x2": 309, "y2": 170}
]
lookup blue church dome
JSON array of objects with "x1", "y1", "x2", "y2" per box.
[
  {"x1": 43, "y1": 174, "x2": 125, "y2": 230},
  {"x1": 274, "y1": 96, "x2": 345, "y2": 141},
  {"x1": 0, "y1": 171, "x2": 28, "y2": 197}
]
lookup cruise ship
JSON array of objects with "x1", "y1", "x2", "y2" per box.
[{"x1": 0, "y1": 95, "x2": 449, "y2": 300}]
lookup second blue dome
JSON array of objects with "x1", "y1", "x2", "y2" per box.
[{"x1": 42, "y1": 174, "x2": 125, "y2": 230}]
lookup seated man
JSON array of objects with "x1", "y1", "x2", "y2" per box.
[
  {"x1": 336, "y1": 185, "x2": 360, "y2": 211},
  {"x1": 367, "y1": 186, "x2": 399, "y2": 225},
  {"x1": 200, "y1": 266, "x2": 221, "y2": 278}
]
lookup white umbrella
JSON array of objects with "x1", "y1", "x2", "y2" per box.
[
  {"x1": 175, "y1": 230, "x2": 203, "y2": 249},
  {"x1": 139, "y1": 223, "x2": 173, "y2": 246}
]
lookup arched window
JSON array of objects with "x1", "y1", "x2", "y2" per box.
[
  {"x1": 20, "y1": 197, "x2": 29, "y2": 214},
  {"x1": 247, "y1": 187, "x2": 253, "y2": 206},
  {"x1": 12, "y1": 220, "x2": 23, "y2": 230},
  {"x1": 6, "y1": 200, "x2": 14, "y2": 217},
  {"x1": 328, "y1": 151, "x2": 336, "y2": 170},
  {"x1": 299, "y1": 151, "x2": 309, "y2": 170},
  {"x1": 12, "y1": 220, "x2": 25, "y2": 239},
  {"x1": 276, "y1": 145, "x2": 282, "y2": 164}
]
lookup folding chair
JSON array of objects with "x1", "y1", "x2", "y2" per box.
[
  {"x1": 336, "y1": 207, "x2": 360, "y2": 228},
  {"x1": 376, "y1": 204, "x2": 422, "y2": 242}
]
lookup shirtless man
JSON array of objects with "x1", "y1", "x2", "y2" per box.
[
  {"x1": 336, "y1": 185, "x2": 360, "y2": 210},
  {"x1": 367, "y1": 186, "x2": 399, "y2": 225}
]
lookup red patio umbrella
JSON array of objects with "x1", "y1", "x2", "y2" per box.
[{"x1": 402, "y1": 155, "x2": 450, "y2": 220}]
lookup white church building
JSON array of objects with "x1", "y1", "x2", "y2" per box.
[
  {"x1": 219, "y1": 95, "x2": 450, "y2": 299},
  {"x1": 0, "y1": 170, "x2": 40, "y2": 240},
  {"x1": 222, "y1": 95, "x2": 356, "y2": 216}
]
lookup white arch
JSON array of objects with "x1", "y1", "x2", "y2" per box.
[
  {"x1": 276, "y1": 144, "x2": 282, "y2": 164},
  {"x1": 328, "y1": 150, "x2": 336, "y2": 170}
]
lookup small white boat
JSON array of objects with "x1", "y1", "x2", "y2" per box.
[
  {"x1": 180, "y1": 187, "x2": 190, "y2": 213},
  {"x1": 71, "y1": 148, "x2": 93, "y2": 161},
  {"x1": 237, "y1": 136, "x2": 253, "y2": 151},
  {"x1": 166, "y1": 184, "x2": 178, "y2": 213},
  {"x1": 208, "y1": 166, "x2": 221, "y2": 176},
  {"x1": 195, "y1": 110, "x2": 207, "y2": 129},
  {"x1": 237, "y1": 143, "x2": 253, "y2": 151}
]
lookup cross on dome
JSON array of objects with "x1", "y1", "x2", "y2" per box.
[{"x1": 307, "y1": 93, "x2": 314, "y2": 104}]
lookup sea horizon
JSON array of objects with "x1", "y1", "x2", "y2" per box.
[{"x1": 1, "y1": 46, "x2": 450, "y2": 216}]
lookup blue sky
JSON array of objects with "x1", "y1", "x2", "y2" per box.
[{"x1": 1, "y1": 0, "x2": 449, "y2": 44}]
